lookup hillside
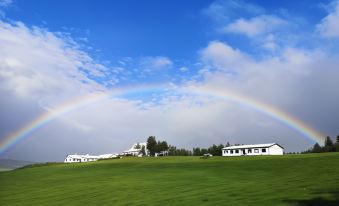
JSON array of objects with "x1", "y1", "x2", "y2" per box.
[
  {"x1": 0, "y1": 153, "x2": 339, "y2": 206},
  {"x1": 0, "y1": 159, "x2": 36, "y2": 171}
]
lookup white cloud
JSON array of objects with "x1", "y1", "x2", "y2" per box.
[
  {"x1": 222, "y1": 15, "x2": 287, "y2": 37},
  {"x1": 200, "y1": 41, "x2": 251, "y2": 71},
  {"x1": 0, "y1": 0, "x2": 12, "y2": 7},
  {"x1": 140, "y1": 56, "x2": 172, "y2": 70},
  {"x1": 179, "y1": 66, "x2": 189, "y2": 72},
  {"x1": 0, "y1": 20, "x2": 112, "y2": 101},
  {"x1": 317, "y1": 1, "x2": 339, "y2": 38},
  {"x1": 202, "y1": 0, "x2": 264, "y2": 22},
  {"x1": 0, "y1": 0, "x2": 12, "y2": 18},
  {"x1": 198, "y1": 41, "x2": 339, "y2": 147}
]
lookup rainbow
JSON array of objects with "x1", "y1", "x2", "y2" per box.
[
  {"x1": 184, "y1": 85, "x2": 325, "y2": 144},
  {"x1": 0, "y1": 85, "x2": 326, "y2": 155}
]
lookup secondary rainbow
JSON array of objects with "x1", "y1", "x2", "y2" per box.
[{"x1": 0, "y1": 85, "x2": 326, "y2": 155}]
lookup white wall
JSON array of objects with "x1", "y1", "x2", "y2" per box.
[
  {"x1": 268, "y1": 145, "x2": 284, "y2": 155},
  {"x1": 64, "y1": 155, "x2": 99, "y2": 163},
  {"x1": 222, "y1": 145, "x2": 283, "y2": 157}
]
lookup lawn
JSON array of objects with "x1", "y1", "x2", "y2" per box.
[{"x1": 0, "y1": 153, "x2": 339, "y2": 206}]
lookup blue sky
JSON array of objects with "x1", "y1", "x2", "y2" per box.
[
  {"x1": 4, "y1": 0, "x2": 335, "y2": 86},
  {"x1": 1, "y1": 0, "x2": 339, "y2": 161},
  {"x1": 1, "y1": 0, "x2": 336, "y2": 86}
]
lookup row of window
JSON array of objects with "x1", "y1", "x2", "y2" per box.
[
  {"x1": 223, "y1": 148, "x2": 267, "y2": 154},
  {"x1": 65, "y1": 158, "x2": 97, "y2": 162}
]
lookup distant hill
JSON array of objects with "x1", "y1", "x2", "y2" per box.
[{"x1": 0, "y1": 159, "x2": 36, "y2": 170}]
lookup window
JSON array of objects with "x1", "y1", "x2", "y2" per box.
[
  {"x1": 235, "y1": 150, "x2": 239, "y2": 153},
  {"x1": 254, "y1": 149, "x2": 259, "y2": 153},
  {"x1": 248, "y1": 149, "x2": 252, "y2": 153},
  {"x1": 230, "y1": 150, "x2": 234, "y2": 154},
  {"x1": 262, "y1": 148, "x2": 266, "y2": 153}
]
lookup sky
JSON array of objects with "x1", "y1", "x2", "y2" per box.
[{"x1": 0, "y1": 0, "x2": 339, "y2": 162}]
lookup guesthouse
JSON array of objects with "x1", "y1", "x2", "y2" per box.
[{"x1": 222, "y1": 143, "x2": 284, "y2": 157}]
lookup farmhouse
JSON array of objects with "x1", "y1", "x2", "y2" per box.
[
  {"x1": 222, "y1": 143, "x2": 284, "y2": 157},
  {"x1": 64, "y1": 153, "x2": 118, "y2": 163},
  {"x1": 122, "y1": 142, "x2": 148, "y2": 156}
]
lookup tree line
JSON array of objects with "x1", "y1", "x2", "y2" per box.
[
  {"x1": 192, "y1": 142, "x2": 230, "y2": 156},
  {"x1": 146, "y1": 136, "x2": 232, "y2": 156},
  {"x1": 303, "y1": 136, "x2": 339, "y2": 153},
  {"x1": 146, "y1": 136, "x2": 169, "y2": 156}
]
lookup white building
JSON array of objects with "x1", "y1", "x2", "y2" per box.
[
  {"x1": 64, "y1": 153, "x2": 118, "y2": 163},
  {"x1": 222, "y1": 143, "x2": 284, "y2": 157},
  {"x1": 122, "y1": 142, "x2": 148, "y2": 156}
]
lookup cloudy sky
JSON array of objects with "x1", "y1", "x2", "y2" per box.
[{"x1": 0, "y1": 0, "x2": 339, "y2": 162}]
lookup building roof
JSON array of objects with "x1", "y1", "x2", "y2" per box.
[
  {"x1": 222, "y1": 143, "x2": 283, "y2": 150},
  {"x1": 124, "y1": 142, "x2": 147, "y2": 153},
  {"x1": 66, "y1": 154, "x2": 101, "y2": 159},
  {"x1": 98, "y1": 154, "x2": 118, "y2": 159}
]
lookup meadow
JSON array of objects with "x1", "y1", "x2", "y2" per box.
[{"x1": 0, "y1": 153, "x2": 339, "y2": 206}]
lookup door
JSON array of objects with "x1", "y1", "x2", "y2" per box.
[{"x1": 242, "y1": 149, "x2": 246, "y2": 155}]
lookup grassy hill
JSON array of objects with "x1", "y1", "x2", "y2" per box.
[{"x1": 0, "y1": 153, "x2": 339, "y2": 206}]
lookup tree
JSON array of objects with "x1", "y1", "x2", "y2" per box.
[
  {"x1": 325, "y1": 136, "x2": 334, "y2": 147},
  {"x1": 155, "y1": 141, "x2": 161, "y2": 153},
  {"x1": 217, "y1": 144, "x2": 224, "y2": 156},
  {"x1": 147, "y1": 136, "x2": 157, "y2": 156},
  {"x1": 336, "y1": 135, "x2": 339, "y2": 152},
  {"x1": 193, "y1": 148, "x2": 202, "y2": 156},
  {"x1": 134, "y1": 142, "x2": 141, "y2": 149},
  {"x1": 141, "y1": 145, "x2": 146, "y2": 156},
  {"x1": 312, "y1": 143, "x2": 322, "y2": 153},
  {"x1": 160, "y1": 141, "x2": 169, "y2": 155},
  {"x1": 168, "y1": 145, "x2": 177, "y2": 156},
  {"x1": 324, "y1": 136, "x2": 335, "y2": 152}
]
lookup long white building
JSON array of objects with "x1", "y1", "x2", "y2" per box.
[
  {"x1": 222, "y1": 143, "x2": 284, "y2": 157},
  {"x1": 64, "y1": 153, "x2": 118, "y2": 163}
]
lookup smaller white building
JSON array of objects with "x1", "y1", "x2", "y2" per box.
[
  {"x1": 64, "y1": 153, "x2": 118, "y2": 163},
  {"x1": 222, "y1": 143, "x2": 284, "y2": 157}
]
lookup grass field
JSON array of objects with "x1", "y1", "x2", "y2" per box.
[{"x1": 1, "y1": 153, "x2": 339, "y2": 206}]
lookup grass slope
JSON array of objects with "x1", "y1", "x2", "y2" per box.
[{"x1": 1, "y1": 153, "x2": 339, "y2": 206}]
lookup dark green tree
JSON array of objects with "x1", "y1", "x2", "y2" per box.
[
  {"x1": 146, "y1": 136, "x2": 157, "y2": 156},
  {"x1": 324, "y1": 136, "x2": 335, "y2": 152},
  {"x1": 312, "y1": 143, "x2": 322, "y2": 153},
  {"x1": 168, "y1": 145, "x2": 177, "y2": 156},
  {"x1": 134, "y1": 142, "x2": 141, "y2": 149},
  {"x1": 160, "y1": 141, "x2": 169, "y2": 155},
  {"x1": 325, "y1": 136, "x2": 334, "y2": 147},
  {"x1": 155, "y1": 141, "x2": 161, "y2": 153},
  {"x1": 201, "y1": 148, "x2": 208, "y2": 155},
  {"x1": 336, "y1": 135, "x2": 339, "y2": 152},
  {"x1": 193, "y1": 148, "x2": 201, "y2": 156},
  {"x1": 141, "y1": 145, "x2": 146, "y2": 156}
]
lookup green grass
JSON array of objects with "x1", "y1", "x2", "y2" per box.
[{"x1": 1, "y1": 153, "x2": 339, "y2": 206}]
